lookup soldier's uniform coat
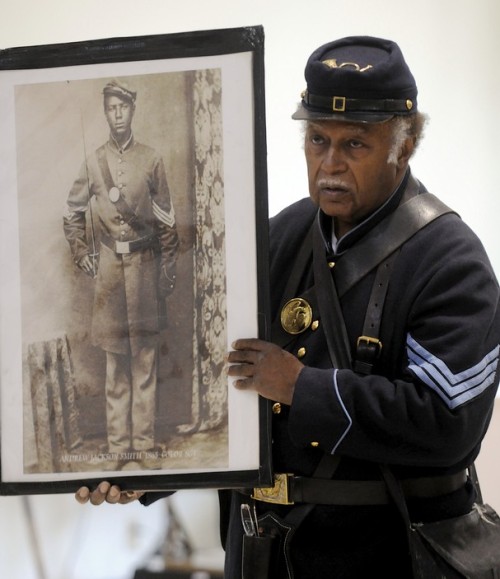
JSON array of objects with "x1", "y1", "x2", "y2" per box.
[
  {"x1": 142, "y1": 171, "x2": 500, "y2": 577},
  {"x1": 64, "y1": 135, "x2": 178, "y2": 356},
  {"x1": 222, "y1": 171, "x2": 500, "y2": 577}
]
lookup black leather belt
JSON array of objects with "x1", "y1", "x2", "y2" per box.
[
  {"x1": 100, "y1": 232, "x2": 156, "y2": 255},
  {"x1": 252, "y1": 471, "x2": 468, "y2": 506}
]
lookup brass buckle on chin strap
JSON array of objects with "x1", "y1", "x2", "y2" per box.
[{"x1": 252, "y1": 473, "x2": 295, "y2": 505}]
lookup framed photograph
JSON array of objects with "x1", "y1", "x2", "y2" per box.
[{"x1": 0, "y1": 26, "x2": 271, "y2": 495}]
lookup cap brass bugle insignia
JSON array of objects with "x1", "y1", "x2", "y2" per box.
[{"x1": 281, "y1": 298, "x2": 313, "y2": 335}]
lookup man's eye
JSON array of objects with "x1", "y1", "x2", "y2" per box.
[
  {"x1": 349, "y1": 140, "x2": 364, "y2": 149},
  {"x1": 310, "y1": 135, "x2": 325, "y2": 145}
]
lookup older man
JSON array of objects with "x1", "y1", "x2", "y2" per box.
[
  {"x1": 77, "y1": 38, "x2": 500, "y2": 577},
  {"x1": 64, "y1": 80, "x2": 179, "y2": 469}
]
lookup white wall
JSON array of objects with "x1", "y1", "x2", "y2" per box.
[
  {"x1": 1, "y1": 2, "x2": 499, "y2": 578},
  {"x1": 0, "y1": 493, "x2": 168, "y2": 579},
  {"x1": 1, "y1": 0, "x2": 498, "y2": 271}
]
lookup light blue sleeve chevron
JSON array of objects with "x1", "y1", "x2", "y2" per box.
[{"x1": 406, "y1": 334, "x2": 499, "y2": 409}]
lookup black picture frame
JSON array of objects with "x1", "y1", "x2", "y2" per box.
[{"x1": 0, "y1": 26, "x2": 272, "y2": 495}]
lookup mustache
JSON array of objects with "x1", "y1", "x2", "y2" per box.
[{"x1": 316, "y1": 178, "x2": 350, "y2": 190}]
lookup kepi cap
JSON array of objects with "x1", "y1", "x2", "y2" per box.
[
  {"x1": 103, "y1": 79, "x2": 137, "y2": 104},
  {"x1": 292, "y1": 36, "x2": 417, "y2": 123}
]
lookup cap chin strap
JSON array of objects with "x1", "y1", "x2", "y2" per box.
[{"x1": 303, "y1": 91, "x2": 415, "y2": 114}]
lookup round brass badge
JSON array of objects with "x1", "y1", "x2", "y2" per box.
[
  {"x1": 108, "y1": 187, "x2": 120, "y2": 203},
  {"x1": 280, "y1": 298, "x2": 313, "y2": 335}
]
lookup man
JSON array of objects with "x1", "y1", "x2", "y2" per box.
[
  {"x1": 64, "y1": 79, "x2": 179, "y2": 470},
  {"x1": 76, "y1": 38, "x2": 500, "y2": 577}
]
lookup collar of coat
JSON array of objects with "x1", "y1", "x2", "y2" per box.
[
  {"x1": 108, "y1": 132, "x2": 135, "y2": 154},
  {"x1": 319, "y1": 168, "x2": 422, "y2": 255}
]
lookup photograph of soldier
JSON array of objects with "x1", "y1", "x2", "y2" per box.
[
  {"x1": 14, "y1": 69, "x2": 230, "y2": 476},
  {"x1": 63, "y1": 80, "x2": 179, "y2": 470}
]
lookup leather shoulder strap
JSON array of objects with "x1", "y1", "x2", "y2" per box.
[
  {"x1": 271, "y1": 191, "x2": 455, "y2": 368},
  {"x1": 311, "y1": 191, "x2": 455, "y2": 370},
  {"x1": 335, "y1": 192, "x2": 456, "y2": 297},
  {"x1": 313, "y1": 222, "x2": 353, "y2": 369},
  {"x1": 270, "y1": 219, "x2": 315, "y2": 347},
  {"x1": 96, "y1": 144, "x2": 115, "y2": 192}
]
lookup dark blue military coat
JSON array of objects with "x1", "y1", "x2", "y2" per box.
[
  {"x1": 144, "y1": 170, "x2": 500, "y2": 578},
  {"x1": 222, "y1": 170, "x2": 500, "y2": 578}
]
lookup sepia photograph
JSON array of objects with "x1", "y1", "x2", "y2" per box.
[{"x1": 0, "y1": 28, "x2": 271, "y2": 494}]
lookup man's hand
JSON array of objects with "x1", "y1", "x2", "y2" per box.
[
  {"x1": 77, "y1": 254, "x2": 98, "y2": 278},
  {"x1": 227, "y1": 339, "x2": 304, "y2": 405},
  {"x1": 75, "y1": 481, "x2": 144, "y2": 505}
]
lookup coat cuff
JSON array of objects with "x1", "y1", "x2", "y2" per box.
[{"x1": 288, "y1": 367, "x2": 352, "y2": 453}]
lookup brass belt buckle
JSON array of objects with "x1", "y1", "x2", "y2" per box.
[
  {"x1": 115, "y1": 240, "x2": 131, "y2": 254},
  {"x1": 252, "y1": 473, "x2": 294, "y2": 505},
  {"x1": 357, "y1": 335, "x2": 383, "y2": 355}
]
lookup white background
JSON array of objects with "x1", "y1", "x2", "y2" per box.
[
  {"x1": 0, "y1": 1, "x2": 498, "y2": 578},
  {"x1": 1, "y1": 1, "x2": 499, "y2": 276}
]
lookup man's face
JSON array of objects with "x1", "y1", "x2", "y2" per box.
[
  {"x1": 304, "y1": 119, "x2": 412, "y2": 237},
  {"x1": 104, "y1": 95, "x2": 134, "y2": 141}
]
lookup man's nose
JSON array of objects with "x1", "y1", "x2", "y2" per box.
[{"x1": 322, "y1": 146, "x2": 346, "y2": 173}]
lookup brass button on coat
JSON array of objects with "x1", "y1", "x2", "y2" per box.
[
  {"x1": 297, "y1": 347, "x2": 306, "y2": 358},
  {"x1": 311, "y1": 320, "x2": 319, "y2": 331},
  {"x1": 310, "y1": 441, "x2": 319, "y2": 448},
  {"x1": 272, "y1": 402, "x2": 282, "y2": 415}
]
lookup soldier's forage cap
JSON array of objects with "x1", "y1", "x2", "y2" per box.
[
  {"x1": 103, "y1": 80, "x2": 137, "y2": 104},
  {"x1": 292, "y1": 36, "x2": 418, "y2": 123}
]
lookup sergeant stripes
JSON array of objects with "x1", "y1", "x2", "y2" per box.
[
  {"x1": 152, "y1": 199, "x2": 176, "y2": 228},
  {"x1": 406, "y1": 334, "x2": 499, "y2": 409}
]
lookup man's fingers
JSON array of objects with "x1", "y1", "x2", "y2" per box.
[
  {"x1": 88, "y1": 481, "x2": 110, "y2": 505},
  {"x1": 75, "y1": 482, "x2": 144, "y2": 506},
  {"x1": 75, "y1": 486, "x2": 90, "y2": 504},
  {"x1": 227, "y1": 363, "x2": 254, "y2": 378},
  {"x1": 227, "y1": 349, "x2": 254, "y2": 363},
  {"x1": 231, "y1": 338, "x2": 266, "y2": 351},
  {"x1": 233, "y1": 377, "x2": 254, "y2": 391},
  {"x1": 106, "y1": 485, "x2": 123, "y2": 504}
]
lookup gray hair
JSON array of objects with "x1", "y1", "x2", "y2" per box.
[{"x1": 387, "y1": 112, "x2": 427, "y2": 165}]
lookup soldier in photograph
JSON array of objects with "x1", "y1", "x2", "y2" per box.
[{"x1": 63, "y1": 80, "x2": 179, "y2": 469}]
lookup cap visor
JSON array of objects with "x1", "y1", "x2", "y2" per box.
[{"x1": 291, "y1": 103, "x2": 393, "y2": 124}]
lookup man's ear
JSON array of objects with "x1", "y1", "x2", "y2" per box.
[{"x1": 397, "y1": 136, "x2": 416, "y2": 169}]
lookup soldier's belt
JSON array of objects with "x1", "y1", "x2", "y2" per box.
[
  {"x1": 251, "y1": 470, "x2": 467, "y2": 506},
  {"x1": 100, "y1": 232, "x2": 156, "y2": 255}
]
